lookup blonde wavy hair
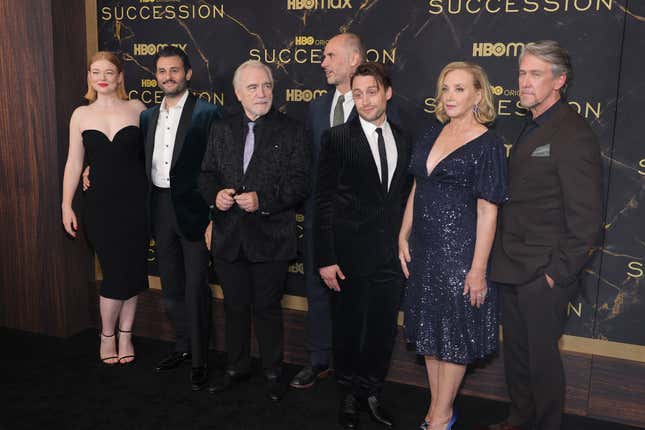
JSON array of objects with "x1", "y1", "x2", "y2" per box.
[
  {"x1": 434, "y1": 61, "x2": 496, "y2": 124},
  {"x1": 84, "y1": 51, "x2": 129, "y2": 102}
]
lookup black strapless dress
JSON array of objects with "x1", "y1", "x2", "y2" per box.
[{"x1": 82, "y1": 125, "x2": 149, "y2": 300}]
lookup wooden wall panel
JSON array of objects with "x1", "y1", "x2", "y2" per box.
[{"x1": 0, "y1": 0, "x2": 91, "y2": 336}]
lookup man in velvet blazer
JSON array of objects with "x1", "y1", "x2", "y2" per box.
[
  {"x1": 294, "y1": 33, "x2": 410, "y2": 391},
  {"x1": 316, "y1": 63, "x2": 411, "y2": 429},
  {"x1": 487, "y1": 42, "x2": 602, "y2": 430},
  {"x1": 142, "y1": 47, "x2": 221, "y2": 391},
  {"x1": 199, "y1": 60, "x2": 309, "y2": 402}
]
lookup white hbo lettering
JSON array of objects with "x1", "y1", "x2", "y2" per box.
[
  {"x1": 472, "y1": 42, "x2": 524, "y2": 57},
  {"x1": 285, "y1": 89, "x2": 327, "y2": 102}
]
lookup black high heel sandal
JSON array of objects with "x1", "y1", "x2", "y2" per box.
[
  {"x1": 117, "y1": 328, "x2": 135, "y2": 365},
  {"x1": 99, "y1": 332, "x2": 118, "y2": 365}
]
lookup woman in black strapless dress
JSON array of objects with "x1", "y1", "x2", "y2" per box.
[{"x1": 62, "y1": 51, "x2": 148, "y2": 365}]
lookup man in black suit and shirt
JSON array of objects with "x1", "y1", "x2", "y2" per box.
[
  {"x1": 143, "y1": 47, "x2": 221, "y2": 391},
  {"x1": 316, "y1": 62, "x2": 411, "y2": 429},
  {"x1": 290, "y1": 32, "x2": 365, "y2": 390},
  {"x1": 199, "y1": 60, "x2": 310, "y2": 402},
  {"x1": 485, "y1": 41, "x2": 603, "y2": 430},
  {"x1": 86, "y1": 47, "x2": 221, "y2": 389}
]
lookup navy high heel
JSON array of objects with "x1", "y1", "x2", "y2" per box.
[{"x1": 445, "y1": 409, "x2": 458, "y2": 430}]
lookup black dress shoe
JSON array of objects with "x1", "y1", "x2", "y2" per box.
[
  {"x1": 289, "y1": 365, "x2": 332, "y2": 389},
  {"x1": 473, "y1": 422, "x2": 524, "y2": 430},
  {"x1": 190, "y1": 366, "x2": 208, "y2": 391},
  {"x1": 208, "y1": 370, "x2": 251, "y2": 394},
  {"x1": 339, "y1": 393, "x2": 360, "y2": 429},
  {"x1": 364, "y1": 396, "x2": 393, "y2": 427},
  {"x1": 155, "y1": 352, "x2": 191, "y2": 372},
  {"x1": 266, "y1": 374, "x2": 287, "y2": 402}
]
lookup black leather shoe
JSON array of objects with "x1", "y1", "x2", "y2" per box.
[
  {"x1": 289, "y1": 365, "x2": 332, "y2": 389},
  {"x1": 190, "y1": 366, "x2": 208, "y2": 391},
  {"x1": 155, "y1": 352, "x2": 191, "y2": 372},
  {"x1": 339, "y1": 393, "x2": 360, "y2": 429},
  {"x1": 473, "y1": 422, "x2": 524, "y2": 430},
  {"x1": 364, "y1": 396, "x2": 393, "y2": 427},
  {"x1": 208, "y1": 370, "x2": 251, "y2": 394},
  {"x1": 266, "y1": 374, "x2": 287, "y2": 402}
]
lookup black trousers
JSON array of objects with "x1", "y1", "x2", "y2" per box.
[
  {"x1": 213, "y1": 257, "x2": 288, "y2": 375},
  {"x1": 500, "y1": 276, "x2": 578, "y2": 430},
  {"x1": 152, "y1": 188, "x2": 212, "y2": 367},
  {"x1": 332, "y1": 258, "x2": 403, "y2": 399},
  {"x1": 303, "y1": 225, "x2": 333, "y2": 368}
]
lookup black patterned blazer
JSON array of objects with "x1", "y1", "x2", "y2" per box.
[{"x1": 198, "y1": 109, "x2": 310, "y2": 262}]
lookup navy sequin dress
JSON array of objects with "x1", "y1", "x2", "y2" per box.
[{"x1": 403, "y1": 122, "x2": 507, "y2": 364}]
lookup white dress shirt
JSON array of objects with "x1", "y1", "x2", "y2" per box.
[
  {"x1": 329, "y1": 89, "x2": 355, "y2": 127},
  {"x1": 151, "y1": 90, "x2": 189, "y2": 188},
  {"x1": 358, "y1": 116, "x2": 398, "y2": 188}
]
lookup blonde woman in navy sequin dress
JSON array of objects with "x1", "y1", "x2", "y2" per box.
[{"x1": 399, "y1": 62, "x2": 507, "y2": 430}]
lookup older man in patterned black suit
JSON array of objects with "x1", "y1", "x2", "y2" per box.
[{"x1": 199, "y1": 60, "x2": 310, "y2": 402}]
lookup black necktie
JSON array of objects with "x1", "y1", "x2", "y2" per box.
[{"x1": 376, "y1": 127, "x2": 388, "y2": 192}]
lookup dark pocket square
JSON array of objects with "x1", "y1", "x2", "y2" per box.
[{"x1": 531, "y1": 144, "x2": 551, "y2": 157}]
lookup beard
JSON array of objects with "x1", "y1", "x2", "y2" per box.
[{"x1": 161, "y1": 79, "x2": 188, "y2": 97}]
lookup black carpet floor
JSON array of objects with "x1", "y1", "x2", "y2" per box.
[{"x1": 0, "y1": 327, "x2": 639, "y2": 430}]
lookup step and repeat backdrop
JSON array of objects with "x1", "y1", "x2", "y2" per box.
[{"x1": 96, "y1": 0, "x2": 644, "y2": 349}]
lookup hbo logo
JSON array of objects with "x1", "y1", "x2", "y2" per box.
[{"x1": 295, "y1": 36, "x2": 315, "y2": 46}]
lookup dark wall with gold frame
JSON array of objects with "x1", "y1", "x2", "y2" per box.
[{"x1": 95, "y1": 0, "x2": 644, "y2": 348}]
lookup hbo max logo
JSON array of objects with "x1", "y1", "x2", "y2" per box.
[
  {"x1": 472, "y1": 42, "x2": 524, "y2": 57},
  {"x1": 287, "y1": 0, "x2": 352, "y2": 10},
  {"x1": 285, "y1": 89, "x2": 327, "y2": 102}
]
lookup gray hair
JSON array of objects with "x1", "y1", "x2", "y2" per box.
[
  {"x1": 233, "y1": 60, "x2": 274, "y2": 89},
  {"x1": 519, "y1": 40, "x2": 573, "y2": 94}
]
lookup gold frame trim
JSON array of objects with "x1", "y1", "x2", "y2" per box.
[
  {"x1": 95, "y1": 266, "x2": 645, "y2": 363},
  {"x1": 141, "y1": 275, "x2": 645, "y2": 363}
]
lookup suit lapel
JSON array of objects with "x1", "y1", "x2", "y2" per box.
[
  {"x1": 510, "y1": 104, "x2": 568, "y2": 168},
  {"x1": 231, "y1": 114, "x2": 246, "y2": 177},
  {"x1": 323, "y1": 92, "x2": 334, "y2": 126},
  {"x1": 347, "y1": 106, "x2": 358, "y2": 123},
  {"x1": 350, "y1": 118, "x2": 383, "y2": 196},
  {"x1": 171, "y1": 93, "x2": 196, "y2": 167},
  {"x1": 388, "y1": 125, "x2": 407, "y2": 197},
  {"x1": 144, "y1": 106, "x2": 160, "y2": 181}
]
